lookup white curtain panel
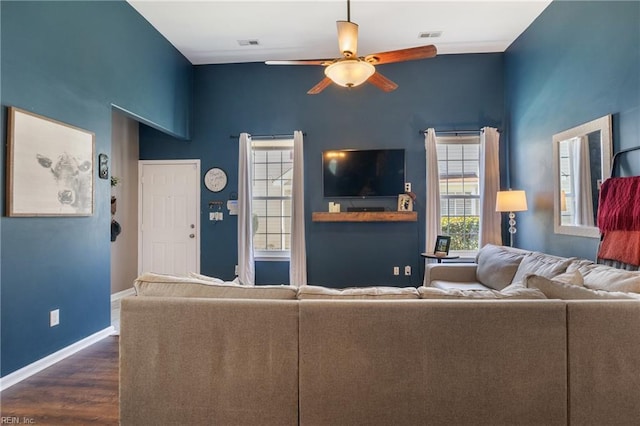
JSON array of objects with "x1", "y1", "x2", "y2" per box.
[
  {"x1": 289, "y1": 130, "x2": 307, "y2": 287},
  {"x1": 479, "y1": 127, "x2": 502, "y2": 247},
  {"x1": 425, "y1": 128, "x2": 441, "y2": 262},
  {"x1": 237, "y1": 133, "x2": 255, "y2": 285},
  {"x1": 571, "y1": 136, "x2": 595, "y2": 226}
]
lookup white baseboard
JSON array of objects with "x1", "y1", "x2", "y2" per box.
[
  {"x1": 0, "y1": 326, "x2": 115, "y2": 392},
  {"x1": 111, "y1": 287, "x2": 135, "y2": 302}
]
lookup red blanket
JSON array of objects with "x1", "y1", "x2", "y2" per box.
[
  {"x1": 597, "y1": 176, "x2": 640, "y2": 231},
  {"x1": 598, "y1": 230, "x2": 640, "y2": 266}
]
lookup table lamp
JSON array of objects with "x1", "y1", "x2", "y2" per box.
[{"x1": 496, "y1": 189, "x2": 528, "y2": 247}]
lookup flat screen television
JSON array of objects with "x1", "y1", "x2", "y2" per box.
[{"x1": 322, "y1": 148, "x2": 405, "y2": 197}]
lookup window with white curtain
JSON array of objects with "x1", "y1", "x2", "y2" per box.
[
  {"x1": 437, "y1": 135, "x2": 481, "y2": 252},
  {"x1": 251, "y1": 138, "x2": 294, "y2": 259}
]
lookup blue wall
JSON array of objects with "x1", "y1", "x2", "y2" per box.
[
  {"x1": 140, "y1": 54, "x2": 505, "y2": 286},
  {"x1": 504, "y1": 0, "x2": 640, "y2": 259},
  {"x1": 0, "y1": 1, "x2": 192, "y2": 376},
  {"x1": 5, "y1": 0, "x2": 635, "y2": 380}
]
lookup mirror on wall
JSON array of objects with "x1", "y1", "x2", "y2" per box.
[{"x1": 552, "y1": 114, "x2": 612, "y2": 238}]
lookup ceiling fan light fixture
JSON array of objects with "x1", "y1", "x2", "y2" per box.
[
  {"x1": 324, "y1": 59, "x2": 375, "y2": 88},
  {"x1": 337, "y1": 20, "x2": 358, "y2": 58}
]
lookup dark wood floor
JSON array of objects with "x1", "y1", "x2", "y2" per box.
[{"x1": 0, "y1": 336, "x2": 119, "y2": 425}]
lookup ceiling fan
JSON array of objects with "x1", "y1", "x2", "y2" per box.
[{"x1": 265, "y1": 0, "x2": 437, "y2": 95}]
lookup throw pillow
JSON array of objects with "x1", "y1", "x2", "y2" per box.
[
  {"x1": 511, "y1": 252, "x2": 574, "y2": 284},
  {"x1": 475, "y1": 244, "x2": 527, "y2": 290},
  {"x1": 524, "y1": 274, "x2": 640, "y2": 300},
  {"x1": 297, "y1": 285, "x2": 419, "y2": 299},
  {"x1": 134, "y1": 272, "x2": 297, "y2": 299}
]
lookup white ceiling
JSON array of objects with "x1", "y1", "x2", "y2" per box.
[{"x1": 127, "y1": 0, "x2": 552, "y2": 65}]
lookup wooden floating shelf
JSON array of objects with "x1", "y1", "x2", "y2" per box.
[{"x1": 312, "y1": 211, "x2": 417, "y2": 223}]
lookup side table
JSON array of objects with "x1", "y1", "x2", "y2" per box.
[{"x1": 421, "y1": 253, "x2": 460, "y2": 263}]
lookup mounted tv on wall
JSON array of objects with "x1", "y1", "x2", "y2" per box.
[{"x1": 322, "y1": 148, "x2": 405, "y2": 197}]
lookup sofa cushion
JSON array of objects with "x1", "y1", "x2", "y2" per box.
[
  {"x1": 525, "y1": 274, "x2": 640, "y2": 300},
  {"x1": 431, "y1": 281, "x2": 490, "y2": 291},
  {"x1": 568, "y1": 260, "x2": 640, "y2": 293},
  {"x1": 419, "y1": 283, "x2": 546, "y2": 300},
  {"x1": 475, "y1": 244, "x2": 527, "y2": 290},
  {"x1": 298, "y1": 299, "x2": 567, "y2": 425},
  {"x1": 512, "y1": 252, "x2": 573, "y2": 284},
  {"x1": 120, "y1": 297, "x2": 299, "y2": 425},
  {"x1": 134, "y1": 273, "x2": 298, "y2": 299},
  {"x1": 188, "y1": 271, "x2": 225, "y2": 283},
  {"x1": 552, "y1": 270, "x2": 585, "y2": 286},
  {"x1": 297, "y1": 285, "x2": 419, "y2": 299}
]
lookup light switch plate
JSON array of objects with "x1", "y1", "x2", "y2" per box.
[{"x1": 50, "y1": 309, "x2": 60, "y2": 327}]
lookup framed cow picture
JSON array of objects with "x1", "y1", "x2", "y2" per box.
[{"x1": 6, "y1": 107, "x2": 95, "y2": 216}]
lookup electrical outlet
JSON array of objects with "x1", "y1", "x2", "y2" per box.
[
  {"x1": 404, "y1": 265, "x2": 411, "y2": 276},
  {"x1": 234, "y1": 264, "x2": 239, "y2": 275},
  {"x1": 50, "y1": 309, "x2": 60, "y2": 327},
  {"x1": 404, "y1": 182, "x2": 412, "y2": 192},
  {"x1": 393, "y1": 266, "x2": 400, "y2": 276}
]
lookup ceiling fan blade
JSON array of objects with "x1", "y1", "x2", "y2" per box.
[
  {"x1": 365, "y1": 45, "x2": 437, "y2": 65},
  {"x1": 266, "y1": 59, "x2": 333, "y2": 66},
  {"x1": 367, "y1": 72, "x2": 398, "y2": 92},
  {"x1": 307, "y1": 77, "x2": 333, "y2": 95},
  {"x1": 337, "y1": 20, "x2": 358, "y2": 58}
]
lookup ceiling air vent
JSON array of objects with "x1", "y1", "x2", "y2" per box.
[
  {"x1": 238, "y1": 39, "x2": 260, "y2": 46},
  {"x1": 418, "y1": 31, "x2": 442, "y2": 39}
]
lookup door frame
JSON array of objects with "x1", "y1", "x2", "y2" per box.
[{"x1": 137, "y1": 159, "x2": 201, "y2": 275}]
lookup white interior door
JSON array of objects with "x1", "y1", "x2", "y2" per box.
[{"x1": 138, "y1": 160, "x2": 200, "y2": 276}]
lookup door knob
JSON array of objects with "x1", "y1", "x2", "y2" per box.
[{"x1": 189, "y1": 234, "x2": 195, "y2": 238}]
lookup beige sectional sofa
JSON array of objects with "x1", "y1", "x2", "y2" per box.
[
  {"x1": 120, "y1": 252, "x2": 640, "y2": 425},
  {"x1": 424, "y1": 243, "x2": 640, "y2": 299}
]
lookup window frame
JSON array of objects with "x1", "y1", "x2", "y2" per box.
[
  {"x1": 436, "y1": 135, "x2": 481, "y2": 256},
  {"x1": 251, "y1": 138, "x2": 294, "y2": 261}
]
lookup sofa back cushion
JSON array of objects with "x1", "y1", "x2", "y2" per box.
[
  {"x1": 566, "y1": 301, "x2": 640, "y2": 426},
  {"x1": 419, "y1": 283, "x2": 546, "y2": 300},
  {"x1": 120, "y1": 297, "x2": 299, "y2": 425},
  {"x1": 568, "y1": 260, "x2": 640, "y2": 293},
  {"x1": 134, "y1": 273, "x2": 298, "y2": 299},
  {"x1": 299, "y1": 300, "x2": 568, "y2": 425},
  {"x1": 511, "y1": 252, "x2": 573, "y2": 284},
  {"x1": 475, "y1": 244, "x2": 527, "y2": 290},
  {"x1": 187, "y1": 271, "x2": 225, "y2": 283},
  {"x1": 298, "y1": 285, "x2": 419, "y2": 299},
  {"x1": 526, "y1": 274, "x2": 640, "y2": 300}
]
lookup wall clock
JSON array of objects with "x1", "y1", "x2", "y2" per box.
[{"x1": 204, "y1": 167, "x2": 228, "y2": 192}]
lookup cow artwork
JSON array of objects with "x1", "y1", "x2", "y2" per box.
[
  {"x1": 36, "y1": 152, "x2": 92, "y2": 213},
  {"x1": 6, "y1": 107, "x2": 95, "y2": 216}
]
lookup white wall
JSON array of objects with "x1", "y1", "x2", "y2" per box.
[{"x1": 111, "y1": 111, "x2": 139, "y2": 294}]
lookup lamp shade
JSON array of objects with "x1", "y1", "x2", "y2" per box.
[
  {"x1": 496, "y1": 190, "x2": 528, "y2": 212},
  {"x1": 324, "y1": 59, "x2": 375, "y2": 88},
  {"x1": 336, "y1": 21, "x2": 358, "y2": 57}
]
